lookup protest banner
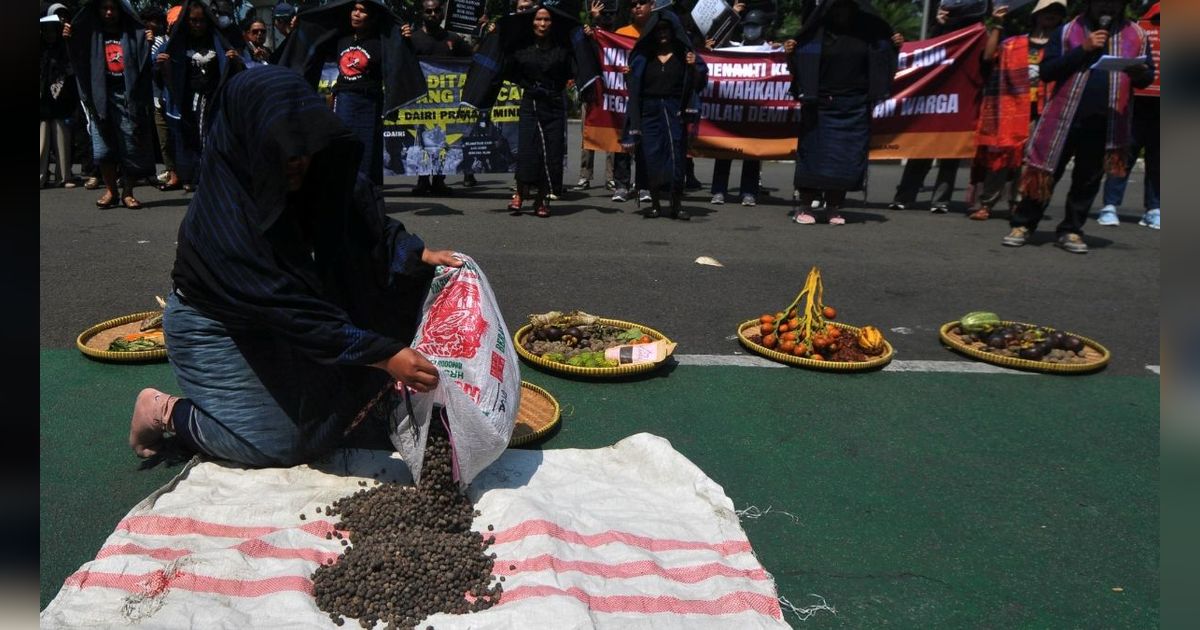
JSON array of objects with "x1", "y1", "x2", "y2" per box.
[
  {"x1": 444, "y1": 0, "x2": 485, "y2": 39},
  {"x1": 319, "y1": 58, "x2": 522, "y2": 175},
  {"x1": 583, "y1": 24, "x2": 987, "y2": 160}
]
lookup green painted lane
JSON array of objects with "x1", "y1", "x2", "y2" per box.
[{"x1": 41, "y1": 349, "x2": 1158, "y2": 626}]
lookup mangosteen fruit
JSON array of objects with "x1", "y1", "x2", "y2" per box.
[
  {"x1": 544, "y1": 326, "x2": 563, "y2": 341},
  {"x1": 987, "y1": 333, "x2": 1007, "y2": 349},
  {"x1": 1048, "y1": 331, "x2": 1067, "y2": 348},
  {"x1": 564, "y1": 326, "x2": 583, "y2": 340},
  {"x1": 1019, "y1": 345, "x2": 1046, "y2": 360},
  {"x1": 1061, "y1": 335, "x2": 1084, "y2": 353}
]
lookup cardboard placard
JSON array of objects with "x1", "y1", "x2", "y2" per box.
[
  {"x1": 445, "y1": 0, "x2": 485, "y2": 38},
  {"x1": 690, "y1": 0, "x2": 740, "y2": 47}
]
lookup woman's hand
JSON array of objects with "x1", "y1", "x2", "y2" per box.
[
  {"x1": 62, "y1": 22, "x2": 72, "y2": 38},
  {"x1": 421, "y1": 248, "x2": 464, "y2": 267},
  {"x1": 225, "y1": 49, "x2": 240, "y2": 60},
  {"x1": 583, "y1": 24, "x2": 594, "y2": 37},
  {"x1": 146, "y1": 30, "x2": 155, "y2": 42},
  {"x1": 705, "y1": 38, "x2": 716, "y2": 50},
  {"x1": 936, "y1": 8, "x2": 949, "y2": 25},
  {"x1": 402, "y1": 23, "x2": 413, "y2": 37},
  {"x1": 620, "y1": 65, "x2": 630, "y2": 74},
  {"x1": 992, "y1": 5, "x2": 1009, "y2": 22},
  {"x1": 589, "y1": 0, "x2": 604, "y2": 18},
  {"x1": 685, "y1": 51, "x2": 696, "y2": 65},
  {"x1": 891, "y1": 32, "x2": 905, "y2": 48},
  {"x1": 732, "y1": 2, "x2": 746, "y2": 13},
  {"x1": 782, "y1": 38, "x2": 796, "y2": 54},
  {"x1": 374, "y1": 348, "x2": 439, "y2": 392},
  {"x1": 157, "y1": 52, "x2": 170, "y2": 64}
]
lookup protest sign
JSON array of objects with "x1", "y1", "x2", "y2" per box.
[
  {"x1": 445, "y1": 0, "x2": 485, "y2": 38},
  {"x1": 690, "y1": 0, "x2": 740, "y2": 48}
]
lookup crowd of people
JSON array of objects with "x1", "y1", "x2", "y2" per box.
[
  {"x1": 42, "y1": 0, "x2": 1159, "y2": 241},
  {"x1": 34, "y1": 0, "x2": 1152, "y2": 466}
]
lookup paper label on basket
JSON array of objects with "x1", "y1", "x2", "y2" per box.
[{"x1": 604, "y1": 340, "x2": 675, "y2": 365}]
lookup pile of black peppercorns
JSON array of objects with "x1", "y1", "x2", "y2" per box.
[{"x1": 311, "y1": 427, "x2": 501, "y2": 629}]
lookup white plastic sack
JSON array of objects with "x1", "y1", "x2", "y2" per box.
[
  {"x1": 391, "y1": 254, "x2": 520, "y2": 486},
  {"x1": 41, "y1": 434, "x2": 792, "y2": 629}
]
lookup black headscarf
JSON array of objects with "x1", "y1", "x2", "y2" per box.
[
  {"x1": 460, "y1": 2, "x2": 601, "y2": 109},
  {"x1": 162, "y1": 0, "x2": 242, "y2": 121},
  {"x1": 788, "y1": 0, "x2": 897, "y2": 103},
  {"x1": 274, "y1": 0, "x2": 427, "y2": 117},
  {"x1": 173, "y1": 66, "x2": 433, "y2": 363},
  {"x1": 68, "y1": 0, "x2": 152, "y2": 120}
]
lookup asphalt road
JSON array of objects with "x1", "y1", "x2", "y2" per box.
[{"x1": 39, "y1": 122, "x2": 1160, "y2": 375}]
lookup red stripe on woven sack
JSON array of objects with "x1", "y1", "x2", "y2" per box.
[
  {"x1": 95, "y1": 544, "x2": 190, "y2": 561},
  {"x1": 117, "y1": 515, "x2": 342, "y2": 539},
  {"x1": 498, "y1": 585, "x2": 783, "y2": 618},
  {"x1": 492, "y1": 520, "x2": 753, "y2": 555},
  {"x1": 497, "y1": 554, "x2": 770, "y2": 583},
  {"x1": 64, "y1": 569, "x2": 314, "y2": 597}
]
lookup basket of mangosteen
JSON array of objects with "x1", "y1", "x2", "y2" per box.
[
  {"x1": 737, "y1": 267, "x2": 894, "y2": 371},
  {"x1": 939, "y1": 311, "x2": 1110, "y2": 373},
  {"x1": 513, "y1": 310, "x2": 676, "y2": 377}
]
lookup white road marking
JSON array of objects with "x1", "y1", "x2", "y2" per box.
[{"x1": 1146, "y1": 365, "x2": 1160, "y2": 374}]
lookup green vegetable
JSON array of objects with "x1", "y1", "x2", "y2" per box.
[
  {"x1": 542, "y1": 352, "x2": 565, "y2": 363},
  {"x1": 108, "y1": 338, "x2": 165, "y2": 352},
  {"x1": 617, "y1": 327, "x2": 645, "y2": 341},
  {"x1": 960, "y1": 311, "x2": 1001, "y2": 334}
]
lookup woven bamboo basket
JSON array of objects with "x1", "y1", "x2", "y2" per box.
[
  {"x1": 939, "y1": 320, "x2": 1110, "y2": 373},
  {"x1": 76, "y1": 311, "x2": 168, "y2": 363},
  {"x1": 510, "y1": 381, "x2": 561, "y2": 447},
  {"x1": 513, "y1": 317, "x2": 674, "y2": 378},
  {"x1": 737, "y1": 319, "x2": 893, "y2": 371}
]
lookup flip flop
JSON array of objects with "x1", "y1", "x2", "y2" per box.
[
  {"x1": 95, "y1": 193, "x2": 119, "y2": 209},
  {"x1": 122, "y1": 195, "x2": 143, "y2": 209}
]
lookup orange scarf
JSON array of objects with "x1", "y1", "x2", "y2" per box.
[{"x1": 972, "y1": 35, "x2": 1032, "y2": 172}]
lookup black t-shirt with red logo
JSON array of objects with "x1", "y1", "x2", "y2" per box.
[
  {"x1": 333, "y1": 35, "x2": 381, "y2": 96},
  {"x1": 104, "y1": 38, "x2": 126, "y2": 91}
]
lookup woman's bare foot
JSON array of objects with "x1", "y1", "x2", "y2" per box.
[{"x1": 129, "y1": 388, "x2": 178, "y2": 458}]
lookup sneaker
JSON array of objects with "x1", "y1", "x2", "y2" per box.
[
  {"x1": 888, "y1": 202, "x2": 906, "y2": 210},
  {"x1": 1096, "y1": 204, "x2": 1120, "y2": 226},
  {"x1": 156, "y1": 171, "x2": 170, "y2": 184},
  {"x1": 1138, "y1": 208, "x2": 1160, "y2": 230},
  {"x1": 741, "y1": 194, "x2": 756, "y2": 207},
  {"x1": 1002, "y1": 226, "x2": 1029, "y2": 247},
  {"x1": 1056, "y1": 232, "x2": 1088, "y2": 254},
  {"x1": 638, "y1": 189, "x2": 652, "y2": 203},
  {"x1": 793, "y1": 211, "x2": 816, "y2": 225},
  {"x1": 605, "y1": 180, "x2": 617, "y2": 191},
  {"x1": 710, "y1": 193, "x2": 725, "y2": 205},
  {"x1": 570, "y1": 178, "x2": 590, "y2": 191},
  {"x1": 930, "y1": 202, "x2": 949, "y2": 214},
  {"x1": 547, "y1": 192, "x2": 559, "y2": 201},
  {"x1": 611, "y1": 188, "x2": 628, "y2": 202}
]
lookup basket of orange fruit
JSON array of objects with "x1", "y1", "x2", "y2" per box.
[{"x1": 736, "y1": 267, "x2": 894, "y2": 371}]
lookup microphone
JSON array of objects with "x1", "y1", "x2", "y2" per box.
[{"x1": 1097, "y1": 14, "x2": 1113, "y2": 31}]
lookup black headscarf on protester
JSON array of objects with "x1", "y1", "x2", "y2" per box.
[
  {"x1": 620, "y1": 9, "x2": 707, "y2": 145},
  {"x1": 460, "y1": 1, "x2": 601, "y2": 110},
  {"x1": 162, "y1": 0, "x2": 242, "y2": 122},
  {"x1": 172, "y1": 66, "x2": 433, "y2": 362},
  {"x1": 273, "y1": 0, "x2": 427, "y2": 117},
  {"x1": 67, "y1": 0, "x2": 153, "y2": 121},
  {"x1": 788, "y1": 0, "x2": 897, "y2": 103}
]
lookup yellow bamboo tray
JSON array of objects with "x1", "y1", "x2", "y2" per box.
[
  {"x1": 737, "y1": 319, "x2": 894, "y2": 371},
  {"x1": 939, "y1": 320, "x2": 1110, "y2": 374},
  {"x1": 510, "y1": 381, "x2": 561, "y2": 447},
  {"x1": 513, "y1": 317, "x2": 674, "y2": 378},
  {"x1": 76, "y1": 311, "x2": 167, "y2": 363}
]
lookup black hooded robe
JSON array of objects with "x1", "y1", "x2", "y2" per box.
[{"x1": 166, "y1": 66, "x2": 435, "y2": 466}]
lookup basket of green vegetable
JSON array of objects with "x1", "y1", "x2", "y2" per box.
[{"x1": 513, "y1": 311, "x2": 676, "y2": 377}]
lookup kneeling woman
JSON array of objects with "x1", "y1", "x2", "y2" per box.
[
  {"x1": 622, "y1": 10, "x2": 707, "y2": 220},
  {"x1": 784, "y1": 0, "x2": 896, "y2": 225},
  {"x1": 129, "y1": 67, "x2": 462, "y2": 467}
]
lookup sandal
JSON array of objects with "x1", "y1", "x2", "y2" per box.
[
  {"x1": 968, "y1": 207, "x2": 990, "y2": 221},
  {"x1": 83, "y1": 177, "x2": 101, "y2": 190},
  {"x1": 122, "y1": 195, "x2": 143, "y2": 209},
  {"x1": 793, "y1": 211, "x2": 816, "y2": 225},
  {"x1": 95, "y1": 192, "x2": 119, "y2": 209},
  {"x1": 507, "y1": 194, "x2": 522, "y2": 215},
  {"x1": 535, "y1": 203, "x2": 550, "y2": 218}
]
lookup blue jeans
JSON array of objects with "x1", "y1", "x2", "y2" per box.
[
  {"x1": 87, "y1": 89, "x2": 155, "y2": 178},
  {"x1": 163, "y1": 291, "x2": 390, "y2": 467},
  {"x1": 1101, "y1": 97, "x2": 1160, "y2": 211}
]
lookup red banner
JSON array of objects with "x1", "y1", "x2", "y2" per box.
[
  {"x1": 1135, "y1": 3, "x2": 1159, "y2": 97},
  {"x1": 583, "y1": 24, "x2": 987, "y2": 160}
]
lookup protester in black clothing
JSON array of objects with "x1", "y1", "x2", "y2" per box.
[
  {"x1": 889, "y1": 1, "x2": 983, "y2": 213},
  {"x1": 65, "y1": 0, "x2": 156, "y2": 209},
  {"x1": 129, "y1": 67, "x2": 462, "y2": 466},
  {"x1": 159, "y1": 0, "x2": 243, "y2": 193},
  {"x1": 41, "y1": 4, "x2": 78, "y2": 188},
  {"x1": 242, "y1": 17, "x2": 273, "y2": 68},
  {"x1": 274, "y1": 1, "x2": 297, "y2": 45},
  {"x1": 410, "y1": 0, "x2": 474, "y2": 195},
  {"x1": 621, "y1": 10, "x2": 708, "y2": 220},
  {"x1": 784, "y1": 0, "x2": 897, "y2": 225},
  {"x1": 276, "y1": 0, "x2": 427, "y2": 186}
]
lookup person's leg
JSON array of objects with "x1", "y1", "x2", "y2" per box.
[
  {"x1": 825, "y1": 189, "x2": 847, "y2": 224},
  {"x1": 604, "y1": 151, "x2": 615, "y2": 186},
  {"x1": 892, "y1": 158, "x2": 933, "y2": 207},
  {"x1": 739, "y1": 160, "x2": 761, "y2": 204},
  {"x1": 39, "y1": 120, "x2": 51, "y2": 188},
  {"x1": 685, "y1": 157, "x2": 702, "y2": 189},
  {"x1": 154, "y1": 106, "x2": 179, "y2": 187},
  {"x1": 52, "y1": 119, "x2": 75, "y2": 186},
  {"x1": 1138, "y1": 98, "x2": 1160, "y2": 228},
  {"x1": 710, "y1": 158, "x2": 731, "y2": 202},
  {"x1": 1055, "y1": 126, "x2": 1106, "y2": 248},
  {"x1": 970, "y1": 168, "x2": 1008, "y2": 220},
  {"x1": 577, "y1": 147, "x2": 594, "y2": 184},
  {"x1": 612, "y1": 152, "x2": 631, "y2": 200},
  {"x1": 158, "y1": 292, "x2": 387, "y2": 467},
  {"x1": 929, "y1": 159, "x2": 960, "y2": 211},
  {"x1": 793, "y1": 187, "x2": 818, "y2": 224}
]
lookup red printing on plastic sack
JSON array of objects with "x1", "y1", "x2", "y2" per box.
[
  {"x1": 416, "y1": 272, "x2": 488, "y2": 360},
  {"x1": 489, "y1": 351, "x2": 506, "y2": 381}
]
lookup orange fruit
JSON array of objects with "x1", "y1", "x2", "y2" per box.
[
  {"x1": 762, "y1": 334, "x2": 778, "y2": 349},
  {"x1": 788, "y1": 318, "x2": 801, "y2": 330},
  {"x1": 779, "y1": 340, "x2": 796, "y2": 354},
  {"x1": 810, "y1": 354, "x2": 825, "y2": 362},
  {"x1": 823, "y1": 306, "x2": 837, "y2": 319},
  {"x1": 760, "y1": 314, "x2": 775, "y2": 324},
  {"x1": 794, "y1": 343, "x2": 808, "y2": 356},
  {"x1": 760, "y1": 323, "x2": 774, "y2": 335},
  {"x1": 827, "y1": 325, "x2": 840, "y2": 338},
  {"x1": 775, "y1": 311, "x2": 785, "y2": 322},
  {"x1": 780, "y1": 331, "x2": 798, "y2": 342},
  {"x1": 787, "y1": 309, "x2": 798, "y2": 319},
  {"x1": 777, "y1": 323, "x2": 790, "y2": 333}
]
